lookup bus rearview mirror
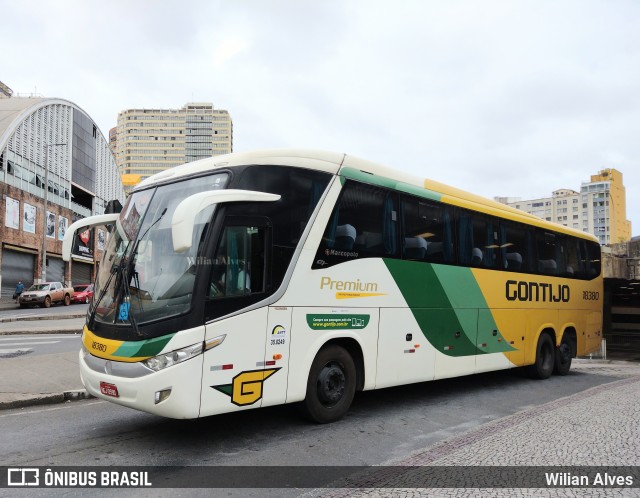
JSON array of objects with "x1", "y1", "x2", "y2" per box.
[{"x1": 171, "y1": 189, "x2": 280, "y2": 253}]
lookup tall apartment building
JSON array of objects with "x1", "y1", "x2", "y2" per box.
[
  {"x1": 114, "y1": 103, "x2": 232, "y2": 191},
  {"x1": 496, "y1": 168, "x2": 632, "y2": 245}
]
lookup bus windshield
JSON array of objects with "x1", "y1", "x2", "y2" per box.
[{"x1": 92, "y1": 173, "x2": 228, "y2": 327}]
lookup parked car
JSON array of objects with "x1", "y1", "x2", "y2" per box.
[
  {"x1": 72, "y1": 284, "x2": 94, "y2": 304},
  {"x1": 18, "y1": 282, "x2": 74, "y2": 308}
]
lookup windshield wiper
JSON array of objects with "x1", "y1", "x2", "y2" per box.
[
  {"x1": 118, "y1": 208, "x2": 167, "y2": 337},
  {"x1": 87, "y1": 253, "x2": 127, "y2": 330}
]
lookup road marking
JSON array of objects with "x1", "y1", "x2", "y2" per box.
[
  {"x1": 0, "y1": 341, "x2": 60, "y2": 346},
  {"x1": 0, "y1": 335, "x2": 80, "y2": 341},
  {"x1": 0, "y1": 348, "x2": 33, "y2": 354}
]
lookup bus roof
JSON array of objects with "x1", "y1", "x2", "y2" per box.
[
  {"x1": 135, "y1": 148, "x2": 598, "y2": 243},
  {"x1": 135, "y1": 149, "x2": 345, "y2": 189}
]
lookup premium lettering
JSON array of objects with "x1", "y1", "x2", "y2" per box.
[
  {"x1": 506, "y1": 280, "x2": 570, "y2": 302},
  {"x1": 320, "y1": 277, "x2": 378, "y2": 292}
]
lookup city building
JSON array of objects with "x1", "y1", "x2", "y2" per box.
[
  {"x1": 0, "y1": 94, "x2": 125, "y2": 298},
  {"x1": 108, "y1": 126, "x2": 117, "y2": 154},
  {"x1": 113, "y1": 102, "x2": 232, "y2": 192},
  {"x1": 496, "y1": 168, "x2": 632, "y2": 245}
]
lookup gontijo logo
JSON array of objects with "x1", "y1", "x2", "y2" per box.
[
  {"x1": 319, "y1": 276, "x2": 386, "y2": 299},
  {"x1": 212, "y1": 368, "x2": 280, "y2": 406}
]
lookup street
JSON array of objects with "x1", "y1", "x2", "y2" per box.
[{"x1": 0, "y1": 334, "x2": 81, "y2": 357}]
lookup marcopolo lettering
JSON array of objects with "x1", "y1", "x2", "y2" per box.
[{"x1": 505, "y1": 280, "x2": 570, "y2": 303}]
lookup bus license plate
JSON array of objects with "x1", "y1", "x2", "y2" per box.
[{"x1": 100, "y1": 381, "x2": 119, "y2": 398}]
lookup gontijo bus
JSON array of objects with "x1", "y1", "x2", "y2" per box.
[{"x1": 62, "y1": 149, "x2": 603, "y2": 423}]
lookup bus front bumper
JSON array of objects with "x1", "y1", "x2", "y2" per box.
[{"x1": 79, "y1": 348, "x2": 203, "y2": 419}]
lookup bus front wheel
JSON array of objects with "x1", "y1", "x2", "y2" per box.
[
  {"x1": 301, "y1": 345, "x2": 356, "y2": 424},
  {"x1": 527, "y1": 333, "x2": 554, "y2": 380}
]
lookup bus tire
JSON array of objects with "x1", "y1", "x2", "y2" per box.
[
  {"x1": 301, "y1": 345, "x2": 356, "y2": 424},
  {"x1": 527, "y1": 332, "x2": 554, "y2": 380},
  {"x1": 554, "y1": 340, "x2": 573, "y2": 376}
]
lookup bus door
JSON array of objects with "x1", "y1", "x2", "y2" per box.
[
  {"x1": 261, "y1": 306, "x2": 293, "y2": 407},
  {"x1": 199, "y1": 218, "x2": 274, "y2": 416}
]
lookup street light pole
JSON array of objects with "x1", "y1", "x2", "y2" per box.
[{"x1": 41, "y1": 143, "x2": 66, "y2": 283}]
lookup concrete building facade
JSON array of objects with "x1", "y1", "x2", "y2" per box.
[
  {"x1": 0, "y1": 96, "x2": 125, "y2": 298},
  {"x1": 113, "y1": 102, "x2": 232, "y2": 191},
  {"x1": 497, "y1": 168, "x2": 632, "y2": 245}
]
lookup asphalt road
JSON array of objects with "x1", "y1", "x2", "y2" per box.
[{"x1": 0, "y1": 333, "x2": 81, "y2": 357}]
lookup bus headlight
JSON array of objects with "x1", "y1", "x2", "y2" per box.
[{"x1": 142, "y1": 343, "x2": 203, "y2": 372}]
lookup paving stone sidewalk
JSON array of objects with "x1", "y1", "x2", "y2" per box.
[{"x1": 304, "y1": 361, "x2": 640, "y2": 497}]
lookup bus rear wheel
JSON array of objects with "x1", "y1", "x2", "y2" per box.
[
  {"x1": 527, "y1": 332, "x2": 554, "y2": 379},
  {"x1": 301, "y1": 345, "x2": 356, "y2": 424},
  {"x1": 554, "y1": 340, "x2": 573, "y2": 376}
]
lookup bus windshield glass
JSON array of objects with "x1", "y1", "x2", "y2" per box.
[{"x1": 92, "y1": 173, "x2": 228, "y2": 326}]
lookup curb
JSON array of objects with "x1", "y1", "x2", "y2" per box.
[
  {"x1": 0, "y1": 314, "x2": 85, "y2": 323},
  {"x1": 0, "y1": 329, "x2": 84, "y2": 336},
  {"x1": 0, "y1": 389, "x2": 94, "y2": 411}
]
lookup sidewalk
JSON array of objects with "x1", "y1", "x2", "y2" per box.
[
  {"x1": 0, "y1": 298, "x2": 86, "y2": 319},
  {"x1": 0, "y1": 306, "x2": 89, "y2": 409},
  {"x1": 0, "y1": 299, "x2": 23, "y2": 311},
  {"x1": 304, "y1": 365, "x2": 640, "y2": 495},
  {"x1": 0, "y1": 350, "x2": 89, "y2": 409}
]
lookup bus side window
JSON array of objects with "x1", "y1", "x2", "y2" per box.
[
  {"x1": 459, "y1": 211, "x2": 499, "y2": 269},
  {"x1": 499, "y1": 222, "x2": 531, "y2": 273},
  {"x1": 314, "y1": 181, "x2": 399, "y2": 268},
  {"x1": 401, "y1": 195, "x2": 453, "y2": 264},
  {"x1": 209, "y1": 225, "x2": 266, "y2": 299},
  {"x1": 585, "y1": 240, "x2": 601, "y2": 278},
  {"x1": 561, "y1": 236, "x2": 582, "y2": 277},
  {"x1": 536, "y1": 231, "x2": 563, "y2": 275}
]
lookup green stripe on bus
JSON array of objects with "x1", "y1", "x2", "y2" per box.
[
  {"x1": 433, "y1": 265, "x2": 514, "y2": 353},
  {"x1": 383, "y1": 259, "x2": 513, "y2": 356},
  {"x1": 340, "y1": 167, "x2": 442, "y2": 202},
  {"x1": 113, "y1": 333, "x2": 176, "y2": 358}
]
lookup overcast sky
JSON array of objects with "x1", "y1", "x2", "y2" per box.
[{"x1": 2, "y1": 0, "x2": 639, "y2": 234}]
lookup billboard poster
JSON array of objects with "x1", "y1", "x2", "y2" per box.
[
  {"x1": 46, "y1": 211, "x2": 56, "y2": 238},
  {"x1": 121, "y1": 191, "x2": 151, "y2": 242},
  {"x1": 73, "y1": 227, "x2": 94, "y2": 259},
  {"x1": 97, "y1": 229, "x2": 106, "y2": 251},
  {"x1": 58, "y1": 216, "x2": 68, "y2": 241},
  {"x1": 23, "y1": 203, "x2": 36, "y2": 233},
  {"x1": 5, "y1": 197, "x2": 19, "y2": 229}
]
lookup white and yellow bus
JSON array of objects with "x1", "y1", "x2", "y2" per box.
[{"x1": 63, "y1": 149, "x2": 603, "y2": 422}]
